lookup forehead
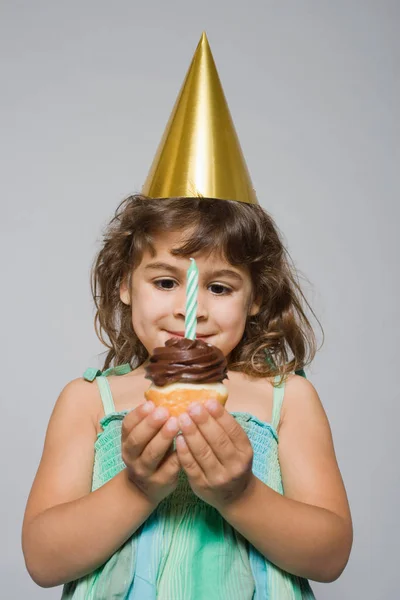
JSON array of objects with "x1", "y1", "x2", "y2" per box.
[{"x1": 141, "y1": 229, "x2": 226, "y2": 264}]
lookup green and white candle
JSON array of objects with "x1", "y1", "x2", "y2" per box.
[{"x1": 185, "y1": 258, "x2": 199, "y2": 340}]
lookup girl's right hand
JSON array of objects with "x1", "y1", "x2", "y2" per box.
[{"x1": 121, "y1": 402, "x2": 181, "y2": 506}]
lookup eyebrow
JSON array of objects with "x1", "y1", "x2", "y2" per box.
[{"x1": 144, "y1": 261, "x2": 244, "y2": 283}]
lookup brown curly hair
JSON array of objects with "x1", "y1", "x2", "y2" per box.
[{"x1": 91, "y1": 194, "x2": 323, "y2": 382}]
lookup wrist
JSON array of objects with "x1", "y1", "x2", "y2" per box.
[
  {"x1": 218, "y1": 473, "x2": 259, "y2": 519},
  {"x1": 123, "y1": 469, "x2": 159, "y2": 510}
]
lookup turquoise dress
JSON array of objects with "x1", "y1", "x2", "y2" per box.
[{"x1": 62, "y1": 365, "x2": 316, "y2": 599}]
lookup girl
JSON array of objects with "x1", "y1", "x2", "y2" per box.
[{"x1": 22, "y1": 194, "x2": 353, "y2": 599}]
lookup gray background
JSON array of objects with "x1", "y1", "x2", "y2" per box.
[{"x1": 1, "y1": 1, "x2": 398, "y2": 598}]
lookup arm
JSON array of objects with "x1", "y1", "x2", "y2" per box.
[
  {"x1": 220, "y1": 376, "x2": 353, "y2": 583},
  {"x1": 22, "y1": 379, "x2": 156, "y2": 588}
]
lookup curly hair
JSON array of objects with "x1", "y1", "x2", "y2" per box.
[{"x1": 91, "y1": 194, "x2": 323, "y2": 382}]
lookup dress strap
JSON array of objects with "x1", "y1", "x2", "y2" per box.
[
  {"x1": 95, "y1": 377, "x2": 115, "y2": 416},
  {"x1": 295, "y1": 367, "x2": 307, "y2": 378},
  {"x1": 82, "y1": 363, "x2": 132, "y2": 417},
  {"x1": 271, "y1": 368, "x2": 308, "y2": 431},
  {"x1": 271, "y1": 375, "x2": 285, "y2": 431}
]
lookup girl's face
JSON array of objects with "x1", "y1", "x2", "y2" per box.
[{"x1": 120, "y1": 230, "x2": 261, "y2": 359}]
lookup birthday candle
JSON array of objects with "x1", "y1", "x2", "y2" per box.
[{"x1": 185, "y1": 258, "x2": 199, "y2": 340}]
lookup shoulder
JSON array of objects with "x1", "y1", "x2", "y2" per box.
[
  {"x1": 51, "y1": 376, "x2": 103, "y2": 432},
  {"x1": 58, "y1": 376, "x2": 100, "y2": 406},
  {"x1": 280, "y1": 373, "x2": 324, "y2": 426}
]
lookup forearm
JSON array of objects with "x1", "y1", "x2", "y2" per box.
[
  {"x1": 220, "y1": 475, "x2": 352, "y2": 583},
  {"x1": 23, "y1": 469, "x2": 156, "y2": 588}
]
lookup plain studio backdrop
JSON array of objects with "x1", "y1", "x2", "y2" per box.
[{"x1": 1, "y1": 2, "x2": 398, "y2": 598}]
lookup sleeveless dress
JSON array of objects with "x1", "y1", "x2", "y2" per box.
[{"x1": 61, "y1": 364, "x2": 316, "y2": 600}]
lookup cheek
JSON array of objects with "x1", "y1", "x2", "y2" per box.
[
  {"x1": 132, "y1": 286, "x2": 174, "y2": 324},
  {"x1": 215, "y1": 297, "x2": 247, "y2": 327}
]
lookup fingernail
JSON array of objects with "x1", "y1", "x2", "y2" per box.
[
  {"x1": 143, "y1": 401, "x2": 154, "y2": 413},
  {"x1": 176, "y1": 434, "x2": 187, "y2": 449},
  {"x1": 205, "y1": 400, "x2": 219, "y2": 412},
  {"x1": 188, "y1": 403, "x2": 202, "y2": 416},
  {"x1": 179, "y1": 413, "x2": 192, "y2": 427},
  {"x1": 166, "y1": 416, "x2": 179, "y2": 432},
  {"x1": 154, "y1": 407, "x2": 168, "y2": 420}
]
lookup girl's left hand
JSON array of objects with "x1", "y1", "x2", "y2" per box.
[{"x1": 175, "y1": 400, "x2": 255, "y2": 511}]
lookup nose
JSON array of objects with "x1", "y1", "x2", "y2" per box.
[{"x1": 173, "y1": 289, "x2": 209, "y2": 320}]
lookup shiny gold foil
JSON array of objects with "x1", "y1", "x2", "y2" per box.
[{"x1": 142, "y1": 32, "x2": 258, "y2": 204}]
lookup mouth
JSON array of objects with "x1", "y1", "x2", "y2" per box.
[{"x1": 165, "y1": 331, "x2": 214, "y2": 341}]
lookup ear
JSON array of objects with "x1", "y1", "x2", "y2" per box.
[
  {"x1": 248, "y1": 294, "x2": 262, "y2": 317},
  {"x1": 120, "y1": 278, "x2": 131, "y2": 306}
]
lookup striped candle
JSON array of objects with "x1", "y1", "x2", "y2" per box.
[{"x1": 185, "y1": 258, "x2": 199, "y2": 339}]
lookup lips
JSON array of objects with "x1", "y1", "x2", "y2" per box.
[{"x1": 165, "y1": 331, "x2": 213, "y2": 340}]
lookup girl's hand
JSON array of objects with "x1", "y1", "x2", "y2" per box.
[
  {"x1": 175, "y1": 400, "x2": 254, "y2": 511},
  {"x1": 121, "y1": 402, "x2": 181, "y2": 506}
]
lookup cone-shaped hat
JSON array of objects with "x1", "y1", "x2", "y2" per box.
[{"x1": 142, "y1": 32, "x2": 258, "y2": 204}]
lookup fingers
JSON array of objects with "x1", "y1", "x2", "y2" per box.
[
  {"x1": 122, "y1": 402, "x2": 180, "y2": 471},
  {"x1": 140, "y1": 417, "x2": 180, "y2": 470},
  {"x1": 203, "y1": 401, "x2": 251, "y2": 454},
  {"x1": 122, "y1": 403, "x2": 168, "y2": 453},
  {"x1": 121, "y1": 401, "x2": 155, "y2": 436},
  {"x1": 177, "y1": 401, "x2": 252, "y2": 472},
  {"x1": 158, "y1": 446, "x2": 181, "y2": 478}
]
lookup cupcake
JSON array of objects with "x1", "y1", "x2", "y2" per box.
[{"x1": 144, "y1": 337, "x2": 228, "y2": 416}]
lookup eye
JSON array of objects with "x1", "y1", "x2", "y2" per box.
[
  {"x1": 209, "y1": 283, "x2": 232, "y2": 296},
  {"x1": 153, "y1": 279, "x2": 232, "y2": 295},
  {"x1": 154, "y1": 278, "x2": 177, "y2": 290}
]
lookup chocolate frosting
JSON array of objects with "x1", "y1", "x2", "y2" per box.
[{"x1": 145, "y1": 337, "x2": 228, "y2": 387}]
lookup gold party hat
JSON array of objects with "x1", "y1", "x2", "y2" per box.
[{"x1": 142, "y1": 32, "x2": 258, "y2": 204}]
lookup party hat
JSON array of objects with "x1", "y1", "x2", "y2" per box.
[{"x1": 142, "y1": 32, "x2": 258, "y2": 204}]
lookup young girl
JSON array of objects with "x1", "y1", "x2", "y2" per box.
[{"x1": 22, "y1": 193, "x2": 353, "y2": 599}]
